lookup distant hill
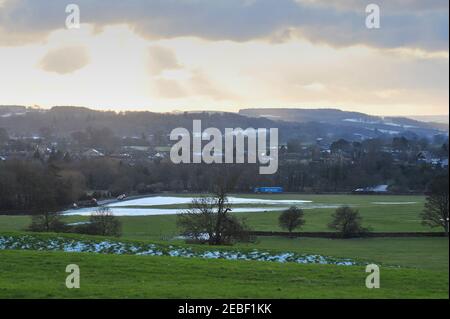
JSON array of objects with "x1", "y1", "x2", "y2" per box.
[
  {"x1": 406, "y1": 115, "x2": 449, "y2": 125},
  {"x1": 0, "y1": 105, "x2": 447, "y2": 143},
  {"x1": 239, "y1": 108, "x2": 447, "y2": 138},
  {"x1": 402, "y1": 114, "x2": 449, "y2": 133},
  {"x1": 0, "y1": 105, "x2": 27, "y2": 117}
]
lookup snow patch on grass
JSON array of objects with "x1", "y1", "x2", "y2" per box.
[
  {"x1": 372, "y1": 202, "x2": 418, "y2": 205},
  {"x1": 0, "y1": 235, "x2": 360, "y2": 266}
]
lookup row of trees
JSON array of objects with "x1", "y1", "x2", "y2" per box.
[
  {"x1": 176, "y1": 198, "x2": 370, "y2": 244},
  {"x1": 277, "y1": 173, "x2": 449, "y2": 237},
  {"x1": 2, "y1": 155, "x2": 445, "y2": 206},
  {"x1": 0, "y1": 161, "x2": 79, "y2": 213},
  {"x1": 278, "y1": 206, "x2": 369, "y2": 238}
]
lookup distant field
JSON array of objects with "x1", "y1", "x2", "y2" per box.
[
  {"x1": 0, "y1": 250, "x2": 447, "y2": 298},
  {"x1": 0, "y1": 194, "x2": 431, "y2": 237}
]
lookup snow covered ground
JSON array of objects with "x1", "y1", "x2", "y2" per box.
[
  {"x1": 64, "y1": 206, "x2": 285, "y2": 216},
  {"x1": 372, "y1": 202, "x2": 418, "y2": 205},
  {"x1": 0, "y1": 235, "x2": 359, "y2": 266},
  {"x1": 64, "y1": 196, "x2": 341, "y2": 216},
  {"x1": 107, "y1": 196, "x2": 312, "y2": 207}
]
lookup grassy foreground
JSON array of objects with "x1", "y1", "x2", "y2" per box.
[
  {"x1": 0, "y1": 194, "x2": 447, "y2": 298},
  {"x1": 0, "y1": 249, "x2": 447, "y2": 299}
]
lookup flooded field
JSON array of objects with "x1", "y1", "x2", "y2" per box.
[{"x1": 64, "y1": 195, "x2": 342, "y2": 216}]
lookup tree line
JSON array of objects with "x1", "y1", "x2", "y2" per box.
[{"x1": 0, "y1": 156, "x2": 447, "y2": 215}]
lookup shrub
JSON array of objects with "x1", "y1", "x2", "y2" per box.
[
  {"x1": 28, "y1": 212, "x2": 67, "y2": 233},
  {"x1": 328, "y1": 206, "x2": 369, "y2": 238},
  {"x1": 278, "y1": 206, "x2": 305, "y2": 234},
  {"x1": 88, "y1": 207, "x2": 122, "y2": 237}
]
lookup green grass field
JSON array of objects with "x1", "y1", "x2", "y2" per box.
[
  {"x1": 237, "y1": 237, "x2": 448, "y2": 270},
  {"x1": 0, "y1": 194, "x2": 448, "y2": 298},
  {"x1": 0, "y1": 250, "x2": 447, "y2": 298}
]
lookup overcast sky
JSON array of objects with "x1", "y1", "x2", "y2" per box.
[{"x1": 0, "y1": 0, "x2": 448, "y2": 115}]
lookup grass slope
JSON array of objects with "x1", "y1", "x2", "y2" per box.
[
  {"x1": 0, "y1": 249, "x2": 447, "y2": 299},
  {"x1": 237, "y1": 237, "x2": 449, "y2": 270}
]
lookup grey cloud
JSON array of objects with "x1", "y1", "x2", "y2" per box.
[
  {"x1": 39, "y1": 46, "x2": 90, "y2": 74},
  {"x1": 297, "y1": 0, "x2": 449, "y2": 12},
  {"x1": 152, "y1": 70, "x2": 236, "y2": 100},
  {"x1": 188, "y1": 70, "x2": 236, "y2": 100},
  {"x1": 148, "y1": 45, "x2": 182, "y2": 75},
  {"x1": 0, "y1": 0, "x2": 448, "y2": 51}
]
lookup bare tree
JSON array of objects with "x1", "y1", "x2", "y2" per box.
[
  {"x1": 177, "y1": 197, "x2": 219, "y2": 242},
  {"x1": 211, "y1": 183, "x2": 232, "y2": 245},
  {"x1": 177, "y1": 175, "x2": 253, "y2": 245},
  {"x1": 421, "y1": 174, "x2": 449, "y2": 236}
]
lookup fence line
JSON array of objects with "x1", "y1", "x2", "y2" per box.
[{"x1": 249, "y1": 231, "x2": 446, "y2": 238}]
